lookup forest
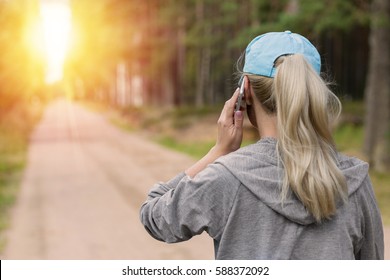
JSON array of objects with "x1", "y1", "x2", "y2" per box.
[
  {"x1": 66, "y1": 0, "x2": 376, "y2": 105},
  {"x1": 0, "y1": 0, "x2": 389, "y2": 169},
  {"x1": 1, "y1": 0, "x2": 390, "y2": 261}
]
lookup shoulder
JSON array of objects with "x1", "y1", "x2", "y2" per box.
[
  {"x1": 215, "y1": 138, "x2": 279, "y2": 174},
  {"x1": 337, "y1": 153, "x2": 369, "y2": 172},
  {"x1": 336, "y1": 153, "x2": 375, "y2": 200}
]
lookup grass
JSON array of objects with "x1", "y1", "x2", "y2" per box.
[
  {"x1": 0, "y1": 153, "x2": 25, "y2": 252},
  {"x1": 370, "y1": 171, "x2": 390, "y2": 225},
  {"x1": 0, "y1": 158, "x2": 23, "y2": 248},
  {"x1": 333, "y1": 124, "x2": 365, "y2": 157},
  {"x1": 156, "y1": 136, "x2": 215, "y2": 159},
  {"x1": 0, "y1": 101, "x2": 43, "y2": 251},
  {"x1": 156, "y1": 136, "x2": 256, "y2": 159}
]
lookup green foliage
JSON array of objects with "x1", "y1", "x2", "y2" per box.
[
  {"x1": 0, "y1": 0, "x2": 378, "y2": 108},
  {"x1": 275, "y1": 0, "x2": 370, "y2": 35},
  {"x1": 156, "y1": 136, "x2": 215, "y2": 159}
]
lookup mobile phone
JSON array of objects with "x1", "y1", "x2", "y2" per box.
[{"x1": 235, "y1": 76, "x2": 245, "y2": 112}]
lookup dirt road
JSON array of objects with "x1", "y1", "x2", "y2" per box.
[
  {"x1": 1, "y1": 98, "x2": 389, "y2": 259},
  {"x1": 1, "y1": 98, "x2": 213, "y2": 259}
]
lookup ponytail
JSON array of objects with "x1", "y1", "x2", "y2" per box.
[
  {"x1": 275, "y1": 54, "x2": 347, "y2": 222},
  {"x1": 243, "y1": 54, "x2": 347, "y2": 222}
]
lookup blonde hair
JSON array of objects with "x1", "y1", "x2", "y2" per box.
[{"x1": 241, "y1": 54, "x2": 347, "y2": 222}]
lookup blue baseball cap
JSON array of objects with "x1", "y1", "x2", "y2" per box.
[{"x1": 243, "y1": 31, "x2": 321, "y2": 77}]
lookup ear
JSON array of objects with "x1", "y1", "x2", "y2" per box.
[{"x1": 244, "y1": 76, "x2": 253, "y2": 105}]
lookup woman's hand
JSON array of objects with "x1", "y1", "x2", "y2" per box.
[
  {"x1": 185, "y1": 89, "x2": 244, "y2": 178},
  {"x1": 214, "y1": 88, "x2": 244, "y2": 156}
]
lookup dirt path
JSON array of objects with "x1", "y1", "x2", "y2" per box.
[
  {"x1": 1, "y1": 98, "x2": 389, "y2": 259},
  {"x1": 1, "y1": 98, "x2": 213, "y2": 259},
  {"x1": 385, "y1": 227, "x2": 390, "y2": 260}
]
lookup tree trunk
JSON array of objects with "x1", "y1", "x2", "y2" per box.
[
  {"x1": 172, "y1": 15, "x2": 186, "y2": 107},
  {"x1": 364, "y1": 0, "x2": 390, "y2": 172},
  {"x1": 195, "y1": 0, "x2": 211, "y2": 107}
]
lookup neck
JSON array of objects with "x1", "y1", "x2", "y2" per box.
[{"x1": 256, "y1": 106, "x2": 278, "y2": 139}]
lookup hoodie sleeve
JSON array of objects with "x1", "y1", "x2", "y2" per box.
[
  {"x1": 139, "y1": 163, "x2": 240, "y2": 243},
  {"x1": 355, "y1": 175, "x2": 384, "y2": 260}
]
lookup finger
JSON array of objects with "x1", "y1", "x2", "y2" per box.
[
  {"x1": 230, "y1": 87, "x2": 240, "y2": 106},
  {"x1": 221, "y1": 88, "x2": 240, "y2": 120},
  {"x1": 218, "y1": 88, "x2": 241, "y2": 128},
  {"x1": 234, "y1": 110, "x2": 244, "y2": 129}
]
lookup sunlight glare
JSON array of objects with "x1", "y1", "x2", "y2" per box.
[{"x1": 40, "y1": 0, "x2": 72, "y2": 84}]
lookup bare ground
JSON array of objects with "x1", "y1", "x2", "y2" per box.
[{"x1": 1, "y1": 98, "x2": 388, "y2": 259}]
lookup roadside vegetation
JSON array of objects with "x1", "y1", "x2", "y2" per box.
[{"x1": 0, "y1": 101, "x2": 43, "y2": 250}]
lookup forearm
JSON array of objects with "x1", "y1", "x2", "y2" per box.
[{"x1": 185, "y1": 146, "x2": 225, "y2": 178}]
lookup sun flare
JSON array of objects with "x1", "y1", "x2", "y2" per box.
[{"x1": 40, "y1": 0, "x2": 72, "y2": 84}]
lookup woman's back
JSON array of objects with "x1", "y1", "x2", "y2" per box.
[{"x1": 211, "y1": 138, "x2": 383, "y2": 259}]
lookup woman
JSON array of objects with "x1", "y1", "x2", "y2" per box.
[{"x1": 140, "y1": 31, "x2": 384, "y2": 259}]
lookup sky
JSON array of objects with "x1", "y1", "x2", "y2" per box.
[{"x1": 39, "y1": 0, "x2": 72, "y2": 84}]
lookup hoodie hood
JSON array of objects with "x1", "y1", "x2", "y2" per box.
[{"x1": 215, "y1": 138, "x2": 369, "y2": 226}]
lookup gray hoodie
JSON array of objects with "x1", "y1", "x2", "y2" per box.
[{"x1": 140, "y1": 138, "x2": 384, "y2": 259}]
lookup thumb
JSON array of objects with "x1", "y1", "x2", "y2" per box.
[{"x1": 234, "y1": 110, "x2": 244, "y2": 129}]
